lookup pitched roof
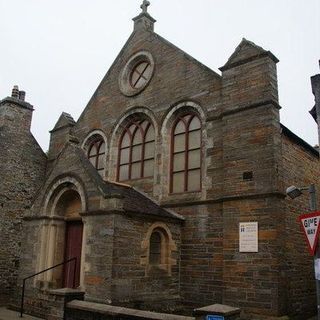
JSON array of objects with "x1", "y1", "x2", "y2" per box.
[
  {"x1": 75, "y1": 146, "x2": 184, "y2": 222},
  {"x1": 281, "y1": 124, "x2": 319, "y2": 157}
]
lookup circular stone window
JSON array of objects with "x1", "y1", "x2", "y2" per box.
[{"x1": 119, "y1": 51, "x2": 155, "y2": 97}]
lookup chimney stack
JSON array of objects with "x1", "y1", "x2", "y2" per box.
[
  {"x1": 11, "y1": 85, "x2": 19, "y2": 99},
  {"x1": 11, "y1": 85, "x2": 26, "y2": 101},
  {"x1": 1, "y1": 86, "x2": 33, "y2": 131}
]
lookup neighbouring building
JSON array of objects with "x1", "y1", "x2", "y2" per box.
[{"x1": 0, "y1": 2, "x2": 319, "y2": 319}]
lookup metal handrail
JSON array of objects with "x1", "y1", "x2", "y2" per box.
[{"x1": 20, "y1": 257, "x2": 77, "y2": 318}]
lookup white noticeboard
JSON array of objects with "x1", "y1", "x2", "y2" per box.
[{"x1": 239, "y1": 222, "x2": 258, "y2": 253}]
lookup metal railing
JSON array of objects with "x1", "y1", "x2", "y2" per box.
[{"x1": 20, "y1": 257, "x2": 77, "y2": 318}]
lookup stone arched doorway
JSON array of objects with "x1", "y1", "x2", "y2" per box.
[
  {"x1": 55, "y1": 190, "x2": 83, "y2": 288},
  {"x1": 38, "y1": 177, "x2": 86, "y2": 289}
]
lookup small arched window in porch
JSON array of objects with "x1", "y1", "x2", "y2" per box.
[
  {"x1": 149, "y1": 231, "x2": 162, "y2": 265},
  {"x1": 88, "y1": 138, "x2": 106, "y2": 176},
  {"x1": 143, "y1": 224, "x2": 177, "y2": 276},
  {"x1": 170, "y1": 113, "x2": 201, "y2": 193}
]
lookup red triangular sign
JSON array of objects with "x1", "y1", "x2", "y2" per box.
[{"x1": 299, "y1": 211, "x2": 320, "y2": 255}]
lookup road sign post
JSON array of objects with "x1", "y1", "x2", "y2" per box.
[
  {"x1": 310, "y1": 184, "x2": 320, "y2": 320},
  {"x1": 297, "y1": 184, "x2": 320, "y2": 320},
  {"x1": 299, "y1": 211, "x2": 320, "y2": 255}
]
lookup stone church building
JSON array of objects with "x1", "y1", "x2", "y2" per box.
[{"x1": 0, "y1": 2, "x2": 319, "y2": 319}]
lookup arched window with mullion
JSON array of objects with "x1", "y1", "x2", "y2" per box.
[
  {"x1": 170, "y1": 114, "x2": 201, "y2": 193},
  {"x1": 118, "y1": 119, "x2": 155, "y2": 181},
  {"x1": 88, "y1": 138, "x2": 106, "y2": 176}
]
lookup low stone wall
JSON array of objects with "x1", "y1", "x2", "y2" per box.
[
  {"x1": 66, "y1": 300, "x2": 195, "y2": 320},
  {"x1": 65, "y1": 300, "x2": 242, "y2": 320}
]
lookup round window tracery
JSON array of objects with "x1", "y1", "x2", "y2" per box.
[
  {"x1": 119, "y1": 51, "x2": 155, "y2": 97},
  {"x1": 130, "y1": 61, "x2": 152, "y2": 89}
]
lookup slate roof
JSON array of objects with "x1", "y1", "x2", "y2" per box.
[
  {"x1": 76, "y1": 146, "x2": 184, "y2": 222},
  {"x1": 281, "y1": 123, "x2": 319, "y2": 157}
]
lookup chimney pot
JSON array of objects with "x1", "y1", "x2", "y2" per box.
[
  {"x1": 11, "y1": 85, "x2": 19, "y2": 98},
  {"x1": 19, "y1": 91, "x2": 26, "y2": 101}
]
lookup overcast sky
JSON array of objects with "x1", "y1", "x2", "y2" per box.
[{"x1": 0, "y1": 0, "x2": 319, "y2": 151}]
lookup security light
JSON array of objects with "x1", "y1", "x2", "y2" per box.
[{"x1": 286, "y1": 185, "x2": 303, "y2": 199}]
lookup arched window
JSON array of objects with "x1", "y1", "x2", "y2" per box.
[
  {"x1": 142, "y1": 224, "x2": 177, "y2": 276},
  {"x1": 148, "y1": 228, "x2": 169, "y2": 270},
  {"x1": 170, "y1": 114, "x2": 201, "y2": 193},
  {"x1": 118, "y1": 119, "x2": 155, "y2": 181},
  {"x1": 149, "y1": 232, "x2": 161, "y2": 265},
  {"x1": 88, "y1": 138, "x2": 106, "y2": 176}
]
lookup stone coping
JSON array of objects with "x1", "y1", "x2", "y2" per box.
[
  {"x1": 194, "y1": 304, "x2": 241, "y2": 316},
  {"x1": 49, "y1": 288, "x2": 85, "y2": 296},
  {"x1": 67, "y1": 300, "x2": 194, "y2": 320},
  {"x1": 0, "y1": 96, "x2": 34, "y2": 110}
]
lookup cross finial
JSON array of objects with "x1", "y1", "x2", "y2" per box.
[{"x1": 140, "y1": 0, "x2": 150, "y2": 13}]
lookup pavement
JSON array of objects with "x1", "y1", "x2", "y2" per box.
[
  {"x1": 0, "y1": 307, "x2": 317, "y2": 320},
  {"x1": 0, "y1": 307, "x2": 43, "y2": 320}
]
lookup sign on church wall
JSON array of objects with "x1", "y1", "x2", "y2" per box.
[{"x1": 239, "y1": 222, "x2": 258, "y2": 252}]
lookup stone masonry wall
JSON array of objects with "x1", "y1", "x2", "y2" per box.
[
  {"x1": 281, "y1": 133, "x2": 320, "y2": 319},
  {"x1": 112, "y1": 215, "x2": 181, "y2": 312},
  {"x1": 217, "y1": 43, "x2": 284, "y2": 317},
  {"x1": 73, "y1": 27, "x2": 222, "y2": 200},
  {"x1": 70, "y1": 31, "x2": 285, "y2": 318},
  {"x1": 37, "y1": 17, "x2": 317, "y2": 319},
  {"x1": 0, "y1": 99, "x2": 47, "y2": 305},
  {"x1": 17, "y1": 219, "x2": 50, "y2": 318},
  {"x1": 82, "y1": 213, "x2": 115, "y2": 304},
  {"x1": 83, "y1": 212, "x2": 181, "y2": 313},
  {"x1": 222, "y1": 196, "x2": 285, "y2": 316},
  {"x1": 174, "y1": 204, "x2": 223, "y2": 311}
]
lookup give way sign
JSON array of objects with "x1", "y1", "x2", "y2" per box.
[{"x1": 299, "y1": 211, "x2": 320, "y2": 256}]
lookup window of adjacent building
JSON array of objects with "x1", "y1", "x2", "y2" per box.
[
  {"x1": 118, "y1": 119, "x2": 155, "y2": 181},
  {"x1": 170, "y1": 114, "x2": 201, "y2": 193},
  {"x1": 88, "y1": 138, "x2": 106, "y2": 176},
  {"x1": 130, "y1": 61, "x2": 152, "y2": 89}
]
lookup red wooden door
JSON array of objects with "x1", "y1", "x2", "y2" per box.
[{"x1": 63, "y1": 221, "x2": 83, "y2": 288}]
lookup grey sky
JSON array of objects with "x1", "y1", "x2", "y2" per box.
[{"x1": 0, "y1": 0, "x2": 319, "y2": 151}]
